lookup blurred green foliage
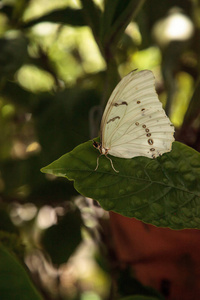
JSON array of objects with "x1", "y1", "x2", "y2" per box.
[
  {"x1": 0, "y1": 245, "x2": 43, "y2": 300},
  {"x1": 0, "y1": 0, "x2": 200, "y2": 299}
]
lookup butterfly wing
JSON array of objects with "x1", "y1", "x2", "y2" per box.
[{"x1": 101, "y1": 70, "x2": 174, "y2": 158}]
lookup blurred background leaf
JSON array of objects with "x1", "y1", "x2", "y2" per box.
[
  {"x1": 23, "y1": 7, "x2": 87, "y2": 28},
  {"x1": 0, "y1": 245, "x2": 43, "y2": 300}
]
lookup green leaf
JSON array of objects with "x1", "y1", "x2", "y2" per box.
[
  {"x1": 41, "y1": 141, "x2": 200, "y2": 229},
  {"x1": 0, "y1": 36, "x2": 28, "y2": 77},
  {"x1": 23, "y1": 8, "x2": 86, "y2": 28},
  {"x1": 0, "y1": 245, "x2": 42, "y2": 300},
  {"x1": 179, "y1": 79, "x2": 200, "y2": 132},
  {"x1": 0, "y1": 4, "x2": 14, "y2": 19},
  {"x1": 80, "y1": 0, "x2": 101, "y2": 47},
  {"x1": 101, "y1": 0, "x2": 146, "y2": 48}
]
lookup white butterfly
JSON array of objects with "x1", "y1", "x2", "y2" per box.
[{"x1": 93, "y1": 70, "x2": 175, "y2": 172}]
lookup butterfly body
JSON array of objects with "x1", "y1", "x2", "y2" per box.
[
  {"x1": 93, "y1": 140, "x2": 109, "y2": 155},
  {"x1": 94, "y1": 70, "x2": 174, "y2": 172}
]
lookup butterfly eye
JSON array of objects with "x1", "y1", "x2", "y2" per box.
[{"x1": 93, "y1": 141, "x2": 99, "y2": 149}]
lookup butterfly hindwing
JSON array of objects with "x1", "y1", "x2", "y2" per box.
[{"x1": 101, "y1": 70, "x2": 174, "y2": 159}]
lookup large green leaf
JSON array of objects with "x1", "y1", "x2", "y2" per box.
[
  {"x1": 41, "y1": 141, "x2": 200, "y2": 229},
  {"x1": 0, "y1": 245, "x2": 42, "y2": 300}
]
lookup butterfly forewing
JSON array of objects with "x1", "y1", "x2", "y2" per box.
[{"x1": 101, "y1": 70, "x2": 174, "y2": 159}]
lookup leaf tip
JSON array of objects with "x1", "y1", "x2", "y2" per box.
[{"x1": 40, "y1": 166, "x2": 51, "y2": 175}]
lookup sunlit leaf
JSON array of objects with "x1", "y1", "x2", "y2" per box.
[
  {"x1": 17, "y1": 65, "x2": 54, "y2": 93},
  {"x1": 41, "y1": 140, "x2": 200, "y2": 229}
]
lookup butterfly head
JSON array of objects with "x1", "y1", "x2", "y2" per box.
[
  {"x1": 93, "y1": 140, "x2": 102, "y2": 152},
  {"x1": 93, "y1": 141, "x2": 109, "y2": 155}
]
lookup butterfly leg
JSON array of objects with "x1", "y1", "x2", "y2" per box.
[
  {"x1": 94, "y1": 154, "x2": 102, "y2": 171},
  {"x1": 105, "y1": 154, "x2": 119, "y2": 173}
]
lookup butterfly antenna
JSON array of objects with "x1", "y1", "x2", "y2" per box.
[{"x1": 105, "y1": 155, "x2": 119, "y2": 173}]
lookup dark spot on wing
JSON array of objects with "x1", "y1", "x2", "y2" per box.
[
  {"x1": 113, "y1": 101, "x2": 128, "y2": 106},
  {"x1": 107, "y1": 116, "x2": 120, "y2": 124},
  {"x1": 137, "y1": 101, "x2": 141, "y2": 104},
  {"x1": 135, "y1": 122, "x2": 139, "y2": 126},
  {"x1": 148, "y1": 138, "x2": 154, "y2": 145}
]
